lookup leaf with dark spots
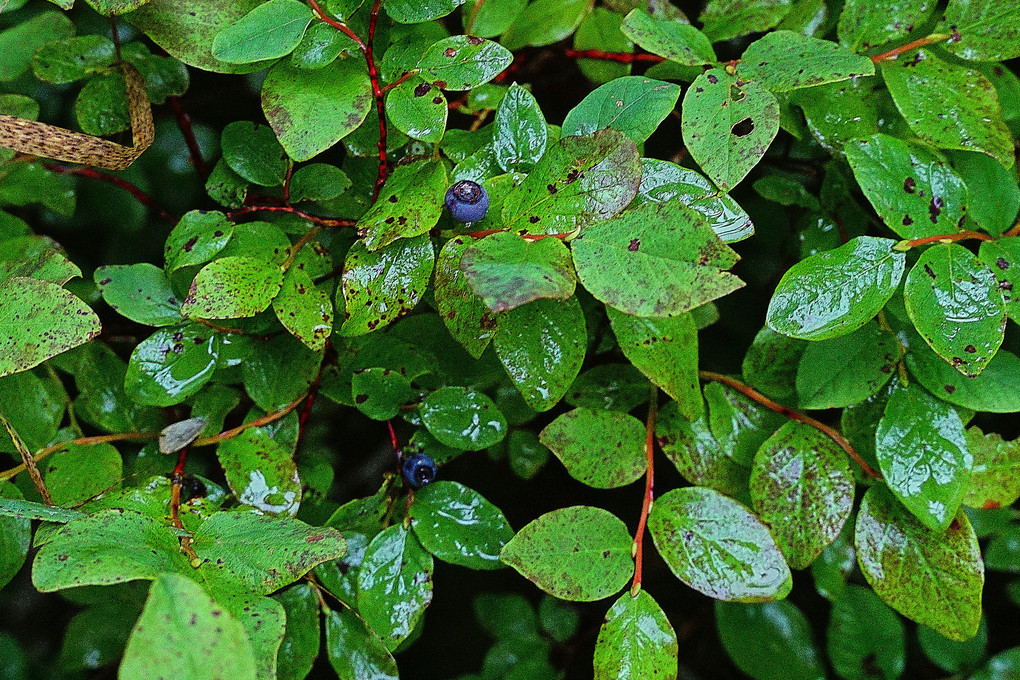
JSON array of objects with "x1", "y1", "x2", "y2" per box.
[
  {"x1": 340, "y1": 234, "x2": 434, "y2": 336},
  {"x1": 356, "y1": 161, "x2": 447, "y2": 250},
  {"x1": 904, "y1": 177, "x2": 916, "y2": 193}
]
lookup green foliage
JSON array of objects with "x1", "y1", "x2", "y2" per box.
[{"x1": 1, "y1": 0, "x2": 1019, "y2": 678}]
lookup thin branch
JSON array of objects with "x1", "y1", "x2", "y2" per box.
[
  {"x1": 565, "y1": 49, "x2": 665, "y2": 65},
  {"x1": 226, "y1": 204, "x2": 356, "y2": 228},
  {"x1": 870, "y1": 33, "x2": 951, "y2": 63},
  {"x1": 896, "y1": 230, "x2": 994, "y2": 249},
  {"x1": 698, "y1": 371, "x2": 882, "y2": 479},
  {"x1": 192, "y1": 394, "x2": 307, "y2": 447},
  {"x1": 307, "y1": 0, "x2": 366, "y2": 49},
  {"x1": 281, "y1": 225, "x2": 325, "y2": 272},
  {"x1": 0, "y1": 411, "x2": 53, "y2": 504},
  {"x1": 631, "y1": 386, "x2": 657, "y2": 597},
  {"x1": 0, "y1": 432, "x2": 158, "y2": 483},
  {"x1": 167, "y1": 96, "x2": 209, "y2": 178},
  {"x1": 40, "y1": 161, "x2": 177, "y2": 224},
  {"x1": 366, "y1": 0, "x2": 387, "y2": 200}
]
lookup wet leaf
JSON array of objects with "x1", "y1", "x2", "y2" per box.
[
  {"x1": 962, "y1": 426, "x2": 1020, "y2": 509},
  {"x1": 217, "y1": 430, "x2": 301, "y2": 516},
  {"x1": 417, "y1": 35, "x2": 512, "y2": 91},
  {"x1": 165, "y1": 210, "x2": 235, "y2": 273},
  {"x1": 562, "y1": 76, "x2": 680, "y2": 144},
  {"x1": 936, "y1": 0, "x2": 1020, "y2": 61},
  {"x1": 356, "y1": 161, "x2": 447, "y2": 251},
  {"x1": 699, "y1": 0, "x2": 792, "y2": 41},
  {"x1": 340, "y1": 234, "x2": 434, "y2": 336},
  {"x1": 620, "y1": 9, "x2": 714, "y2": 66},
  {"x1": 181, "y1": 256, "x2": 283, "y2": 320},
  {"x1": 593, "y1": 590, "x2": 678, "y2": 680},
  {"x1": 795, "y1": 321, "x2": 901, "y2": 409},
  {"x1": 656, "y1": 401, "x2": 750, "y2": 496},
  {"x1": 540, "y1": 408, "x2": 647, "y2": 488},
  {"x1": 837, "y1": 0, "x2": 936, "y2": 51},
  {"x1": 384, "y1": 76, "x2": 448, "y2": 144},
  {"x1": 433, "y1": 236, "x2": 500, "y2": 358},
  {"x1": 461, "y1": 232, "x2": 576, "y2": 312},
  {"x1": 420, "y1": 385, "x2": 506, "y2": 450},
  {"x1": 324, "y1": 606, "x2": 398, "y2": 680},
  {"x1": 827, "y1": 584, "x2": 906, "y2": 680},
  {"x1": 492, "y1": 84, "x2": 547, "y2": 173},
  {"x1": 738, "y1": 30, "x2": 874, "y2": 91},
  {"x1": 409, "y1": 481, "x2": 515, "y2": 570},
  {"x1": 95, "y1": 264, "x2": 182, "y2": 326}
]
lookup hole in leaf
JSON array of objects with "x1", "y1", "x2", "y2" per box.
[
  {"x1": 731, "y1": 118, "x2": 754, "y2": 137},
  {"x1": 728, "y1": 84, "x2": 746, "y2": 102}
]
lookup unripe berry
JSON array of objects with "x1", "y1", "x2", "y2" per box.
[
  {"x1": 444, "y1": 180, "x2": 489, "y2": 223},
  {"x1": 401, "y1": 453, "x2": 437, "y2": 488}
]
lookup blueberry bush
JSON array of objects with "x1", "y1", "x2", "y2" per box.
[{"x1": 1, "y1": 0, "x2": 1019, "y2": 678}]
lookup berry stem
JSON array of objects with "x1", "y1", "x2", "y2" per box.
[{"x1": 630, "y1": 386, "x2": 658, "y2": 597}]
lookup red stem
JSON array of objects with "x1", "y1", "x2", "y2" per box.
[
  {"x1": 226, "y1": 204, "x2": 356, "y2": 228},
  {"x1": 41, "y1": 162, "x2": 177, "y2": 224},
  {"x1": 900, "y1": 230, "x2": 993, "y2": 248},
  {"x1": 565, "y1": 49, "x2": 664, "y2": 65},
  {"x1": 631, "y1": 388, "x2": 657, "y2": 597},
  {"x1": 381, "y1": 70, "x2": 419, "y2": 94},
  {"x1": 308, "y1": 0, "x2": 365, "y2": 48},
  {"x1": 387, "y1": 420, "x2": 401, "y2": 453},
  {"x1": 167, "y1": 96, "x2": 209, "y2": 178},
  {"x1": 366, "y1": 0, "x2": 387, "y2": 200},
  {"x1": 870, "y1": 34, "x2": 950, "y2": 63}
]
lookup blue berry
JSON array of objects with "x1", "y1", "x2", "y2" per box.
[
  {"x1": 401, "y1": 453, "x2": 437, "y2": 488},
  {"x1": 444, "y1": 180, "x2": 489, "y2": 223}
]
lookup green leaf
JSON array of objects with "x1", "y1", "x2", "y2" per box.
[
  {"x1": 904, "y1": 243, "x2": 1005, "y2": 377},
  {"x1": 384, "y1": 76, "x2": 448, "y2": 144},
  {"x1": 837, "y1": 0, "x2": 935, "y2": 51},
  {"x1": 742, "y1": 326, "x2": 807, "y2": 404},
  {"x1": 716, "y1": 601, "x2": 825, "y2": 680},
  {"x1": 0, "y1": 277, "x2": 101, "y2": 378},
  {"x1": 221, "y1": 121, "x2": 288, "y2": 186},
  {"x1": 417, "y1": 36, "x2": 512, "y2": 91},
  {"x1": 501, "y1": 129, "x2": 641, "y2": 235},
  {"x1": 795, "y1": 321, "x2": 901, "y2": 409},
  {"x1": 845, "y1": 134, "x2": 969, "y2": 239},
  {"x1": 593, "y1": 590, "x2": 678, "y2": 680},
  {"x1": 0, "y1": 11, "x2": 74, "y2": 82},
  {"x1": 962, "y1": 426, "x2": 1020, "y2": 509},
  {"x1": 355, "y1": 161, "x2": 448, "y2": 251},
  {"x1": 494, "y1": 297, "x2": 586, "y2": 412},
  {"x1": 75, "y1": 73, "x2": 132, "y2": 136},
  {"x1": 936, "y1": 0, "x2": 1020, "y2": 61},
  {"x1": 855, "y1": 485, "x2": 983, "y2": 641},
  {"x1": 705, "y1": 381, "x2": 786, "y2": 467},
  {"x1": 434, "y1": 236, "x2": 500, "y2": 359},
  {"x1": 876, "y1": 384, "x2": 971, "y2": 530},
  {"x1": 738, "y1": 30, "x2": 875, "y2": 91},
  {"x1": 565, "y1": 364, "x2": 649, "y2": 412},
  {"x1": 0, "y1": 497, "x2": 82, "y2": 523},
  {"x1": 324, "y1": 606, "x2": 398, "y2": 680},
  {"x1": 656, "y1": 401, "x2": 750, "y2": 496},
  {"x1": 59, "y1": 600, "x2": 140, "y2": 673},
  {"x1": 606, "y1": 308, "x2": 701, "y2": 420},
  {"x1": 573, "y1": 8, "x2": 632, "y2": 85},
  {"x1": 288, "y1": 163, "x2": 351, "y2": 202},
  {"x1": 339, "y1": 234, "x2": 434, "y2": 335},
  {"x1": 881, "y1": 49, "x2": 1013, "y2": 167},
  {"x1": 165, "y1": 210, "x2": 235, "y2": 272},
  {"x1": 31, "y1": 35, "x2": 116, "y2": 84},
  {"x1": 0, "y1": 482, "x2": 29, "y2": 590},
  {"x1": 969, "y1": 648, "x2": 1020, "y2": 680},
  {"x1": 95, "y1": 264, "x2": 182, "y2": 327},
  {"x1": 905, "y1": 330, "x2": 1020, "y2": 413},
  {"x1": 750, "y1": 422, "x2": 854, "y2": 569},
  {"x1": 620, "y1": 9, "x2": 714, "y2": 66},
  {"x1": 648, "y1": 487, "x2": 792, "y2": 601},
  {"x1": 420, "y1": 386, "x2": 507, "y2": 450},
  {"x1": 272, "y1": 584, "x2": 320, "y2": 680},
  {"x1": 463, "y1": 0, "x2": 526, "y2": 37},
  {"x1": 493, "y1": 84, "x2": 547, "y2": 173},
  {"x1": 0, "y1": 370, "x2": 65, "y2": 454},
  {"x1": 192, "y1": 511, "x2": 345, "y2": 594},
  {"x1": 273, "y1": 267, "x2": 333, "y2": 352},
  {"x1": 561, "y1": 76, "x2": 680, "y2": 145},
  {"x1": 120, "y1": 574, "x2": 257, "y2": 680},
  {"x1": 793, "y1": 77, "x2": 893, "y2": 155},
  {"x1": 919, "y1": 616, "x2": 988, "y2": 673},
  {"x1": 573, "y1": 201, "x2": 743, "y2": 317},
  {"x1": 212, "y1": 0, "x2": 312, "y2": 64},
  {"x1": 980, "y1": 237, "x2": 1020, "y2": 323},
  {"x1": 460, "y1": 232, "x2": 576, "y2": 313},
  {"x1": 43, "y1": 443, "x2": 123, "y2": 507},
  {"x1": 386, "y1": 0, "x2": 464, "y2": 23},
  {"x1": 125, "y1": 323, "x2": 232, "y2": 406},
  {"x1": 181, "y1": 256, "x2": 284, "y2": 320},
  {"x1": 217, "y1": 431, "x2": 301, "y2": 516},
  {"x1": 681, "y1": 68, "x2": 781, "y2": 190},
  {"x1": 955, "y1": 151, "x2": 1020, "y2": 237},
  {"x1": 261, "y1": 58, "x2": 373, "y2": 162},
  {"x1": 501, "y1": 0, "x2": 591, "y2": 50},
  {"x1": 121, "y1": 42, "x2": 190, "y2": 105},
  {"x1": 634, "y1": 158, "x2": 754, "y2": 244},
  {"x1": 766, "y1": 236, "x2": 905, "y2": 340},
  {"x1": 357, "y1": 524, "x2": 433, "y2": 650},
  {"x1": 408, "y1": 481, "x2": 515, "y2": 570},
  {"x1": 827, "y1": 584, "x2": 906, "y2": 680},
  {"x1": 699, "y1": 0, "x2": 792, "y2": 42},
  {"x1": 539, "y1": 408, "x2": 647, "y2": 488},
  {"x1": 499, "y1": 505, "x2": 633, "y2": 602},
  {"x1": 243, "y1": 334, "x2": 321, "y2": 411}
]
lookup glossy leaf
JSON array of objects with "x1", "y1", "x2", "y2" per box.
[
  {"x1": 750, "y1": 422, "x2": 854, "y2": 569},
  {"x1": 95, "y1": 264, "x2": 182, "y2": 326},
  {"x1": 962, "y1": 426, "x2": 1020, "y2": 509},
  {"x1": 499, "y1": 505, "x2": 633, "y2": 602},
  {"x1": 716, "y1": 600, "x2": 825, "y2": 680},
  {"x1": 561, "y1": 76, "x2": 680, "y2": 144},
  {"x1": 384, "y1": 76, "x2": 447, "y2": 144},
  {"x1": 417, "y1": 36, "x2": 512, "y2": 91},
  {"x1": 906, "y1": 330, "x2": 1020, "y2": 413},
  {"x1": 705, "y1": 381, "x2": 786, "y2": 467},
  {"x1": 272, "y1": 584, "x2": 320, "y2": 680},
  {"x1": 540, "y1": 408, "x2": 647, "y2": 488},
  {"x1": 620, "y1": 10, "x2": 714, "y2": 66},
  {"x1": 837, "y1": 0, "x2": 935, "y2": 51},
  {"x1": 827, "y1": 584, "x2": 906, "y2": 680},
  {"x1": 493, "y1": 84, "x2": 547, "y2": 172},
  {"x1": 212, "y1": 0, "x2": 312, "y2": 64},
  {"x1": 261, "y1": 58, "x2": 373, "y2": 162},
  {"x1": 795, "y1": 321, "x2": 901, "y2": 409},
  {"x1": 904, "y1": 243, "x2": 1005, "y2": 377},
  {"x1": 979, "y1": 237, "x2": 1020, "y2": 323},
  {"x1": 180, "y1": 256, "x2": 283, "y2": 320},
  {"x1": 494, "y1": 296, "x2": 586, "y2": 412},
  {"x1": 273, "y1": 266, "x2": 333, "y2": 352},
  {"x1": 433, "y1": 236, "x2": 499, "y2": 358},
  {"x1": 855, "y1": 485, "x2": 983, "y2": 641},
  {"x1": 356, "y1": 161, "x2": 448, "y2": 250},
  {"x1": 419, "y1": 386, "x2": 507, "y2": 450},
  {"x1": 0, "y1": 482, "x2": 29, "y2": 590},
  {"x1": 766, "y1": 236, "x2": 905, "y2": 340},
  {"x1": 0, "y1": 235, "x2": 80, "y2": 286},
  {"x1": 648, "y1": 487, "x2": 792, "y2": 601},
  {"x1": 501, "y1": 129, "x2": 641, "y2": 235},
  {"x1": 165, "y1": 210, "x2": 235, "y2": 273},
  {"x1": 221, "y1": 120, "x2": 288, "y2": 186},
  {"x1": 738, "y1": 30, "x2": 874, "y2": 91},
  {"x1": 386, "y1": 0, "x2": 463, "y2": 23},
  {"x1": 120, "y1": 574, "x2": 257, "y2": 680},
  {"x1": 573, "y1": 201, "x2": 743, "y2": 317},
  {"x1": 340, "y1": 234, "x2": 434, "y2": 335},
  {"x1": 217, "y1": 431, "x2": 301, "y2": 516},
  {"x1": 0, "y1": 277, "x2": 101, "y2": 378},
  {"x1": 593, "y1": 590, "x2": 678, "y2": 680},
  {"x1": 881, "y1": 50, "x2": 1013, "y2": 167},
  {"x1": 656, "y1": 401, "x2": 750, "y2": 496},
  {"x1": 408, "y1": 481, "x2": 515, "y2": 570},
  {"x1": 682, "y1": 68, "x2": 780, "y2": 190},
  {"x1": 936, "y1": 0, "x2": 1020, "y2": 61},
  {"x1": 43, "y1": 443, "x2": 123, "y2": 507},
  {"x1": 699, "y1": 0, "x2": 792, "y2": 41},
  {"x1": 845, "y1": 134, "x2": 969, "y2": 239},
  {"x1": 461, "y1": 232, "x2": 575, "y2": 312},
  {"x1": 324, "y1": 606, "x2": 398, "y2": 680},
  {"x1": 356, "y1": 524, "x2": 434, "y2": 650}
]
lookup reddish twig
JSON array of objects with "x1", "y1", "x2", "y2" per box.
[
  {"x1": 699, "y1": 371, "x2": 882, "y2": 479},
  {"x1": 169, "y1": 446, "x2": 188, "y2": 530},
  {"x1": 295, "y1": 339, "x2": 331, "y2": 450},
  {"x1": 897, "y1": 230, "x2": 994, "y2": 249},
  {"x1": 464, "y1": 0, "x2": 487, "y2": 35},
  {"x1": 631, "y1": 387, "x2": 657, "y2": 597},
  {"x1": 193, "y1": 394, "x2": 307, "y2": 447},
  {"x1": 870, "y1": 34, "x2": 950, "y2": 63},
  {"x1": 565, "y1": 49, "x2": 664, "y2": 65},
  {"x1": 366, "y1": 0, "x2": 387, "y2": 200},
  {"x1": 1001, "y1": 217, "x2": 1020, "y2": 238},
  {"x1": 387, "y1": 420, "x2": 401, "y2": 453},
  {"x1": 226, "y1": 204, "x2": 356, "y2": 228},
  {"x1": 40, "y1": 162, "x2": 176, "y2": 224},
  {"x1": 167, "y1": 96, "x2": 209, "y2": 178},
  {"x1": 307, "y1": 0, "x2": 365, "y2": 48},
  {"x1": 381, "y1": 70, "x2": 419, "y2": 94}
]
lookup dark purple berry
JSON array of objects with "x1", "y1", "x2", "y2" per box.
[
  {"x1": 401, "y1": 453, "x2": 437, "y2": 488},
  {"x1": 444, "y1": 180, "x2": 489, "y2": 223}
]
